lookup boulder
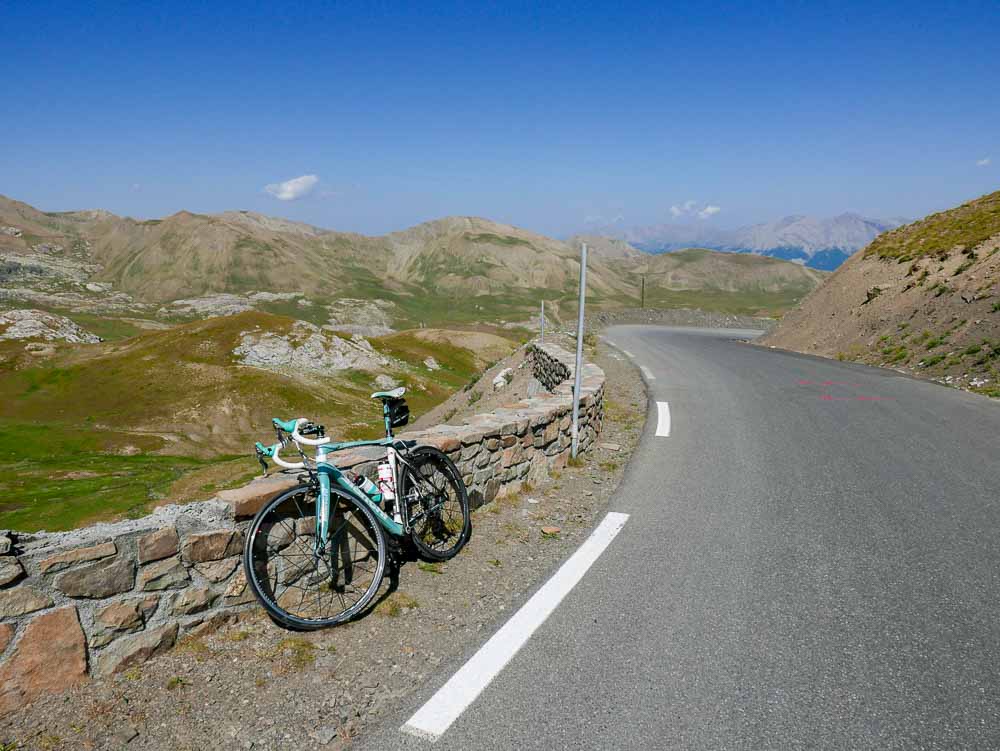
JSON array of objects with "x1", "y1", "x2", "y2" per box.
[
  {"x1": 0, "y1": 556, "x2": 24, "y2": 586},
  {"x1": 138, "y1": 556, "x2": 189, "y2": 591},
  {"x1": 0, "y1": 586, "x2": 53, "y2": 617},
  {"x1": 137, "y1": 527, "x2": 179, "y2": 564},
  {"x1": 95, "y1": 622, "x2": 178, "y2": 677},
  {"x1": 54, "y1": 556, "x2": 134, "y2": 599},
  {"x1": 0, "y1": 622, "x2": 13, "y2": 652},
  {"x1": 181, "y1": 530, "x2": 243, "y2": 564},
  {"x1": 38, "y1": 541, "x2": 117, "y2": 573},
  {"x1": 0, "y1": 607, "x2": 88, "y2": 713}
]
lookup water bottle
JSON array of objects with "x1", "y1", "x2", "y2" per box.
[{"x1": 353, "y1": 474, "x2": 382, "y2": 504}]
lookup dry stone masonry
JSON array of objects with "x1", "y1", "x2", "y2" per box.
[{"x1": 0, "y1": 340, "x2": 603, "y2": 712}]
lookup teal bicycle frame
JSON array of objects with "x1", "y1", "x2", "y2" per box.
[{"x1": 256, "y1": 399, "x2": 414, "y2": 551}]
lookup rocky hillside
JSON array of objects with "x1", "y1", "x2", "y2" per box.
[
  {"x1": 1, "y1": 195, "x2": 830, "y2": 329},
  {"x1": 760, "y1": 190, "x2": 1000, "y2": 397}
]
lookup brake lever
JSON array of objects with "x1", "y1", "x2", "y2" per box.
[{"x1": 254, "y1": 445, "x2": 269, "y2": 478}]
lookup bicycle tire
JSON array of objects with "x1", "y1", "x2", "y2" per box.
[
  {"x1": 400, "y1": 446, "x2": 471, "y2": 561},
  {"x1": 243, "y1": 483, "x2": 387, "y2": 630}
]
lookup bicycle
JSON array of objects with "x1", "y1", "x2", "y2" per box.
[{"x1": 243, "y1": 387, "x2": 472, "y2": 630}]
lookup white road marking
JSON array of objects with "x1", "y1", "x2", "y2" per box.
[
  {"x1": 401, "y1": 512, "x2": 631, "y2": 741},
  {"x1": 656, "y1": 401, "x2": 671, "y2": 437},
  {"x1": 640, "y1": 365, "x2": 656, "y2": 380},
  {"x1": 623, "y1": 350, "x2": 634, "y2": 358}
]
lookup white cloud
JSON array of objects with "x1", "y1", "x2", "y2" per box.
[
  {"x1": 976, "y1": 157, "x2": 991, "y2": 167},
  {"x1": 670, "y1": 200, "x2": 721, "y2": 220},
  {"x1": 264, "y1": 174, "x2": 319, "y2": 201}
]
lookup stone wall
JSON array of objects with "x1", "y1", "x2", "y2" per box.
[{"x1": 0, "y1": 340, "x2": 603, "y2": 712}]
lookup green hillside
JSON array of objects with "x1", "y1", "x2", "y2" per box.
[{"x1": 0, "y1": 312, "x2": 519, "y2": 531}]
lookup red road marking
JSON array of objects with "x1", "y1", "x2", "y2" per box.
[{"x1": 819, "y1": 394, "x2": 895, "y2": 402}]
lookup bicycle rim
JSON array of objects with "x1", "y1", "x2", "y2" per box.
[{"x1": 244, "y1": 485, "x2": 387, "y2": 629}]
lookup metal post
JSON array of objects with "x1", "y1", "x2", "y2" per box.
[
  {"x1": 540, "y1": 300, "x2": 545, "y2": 342},
  {"x1": 571, "y1": 242, "x2": 588, "y2": 459}
]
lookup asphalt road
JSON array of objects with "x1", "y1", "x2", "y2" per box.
[{"x1": 362, "y1": 325, "x2": 1000, "y2": 750}]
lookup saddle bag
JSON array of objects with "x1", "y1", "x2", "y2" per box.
[{"x1": 387, "y1": 398, "x2": 410, "y2": 428}]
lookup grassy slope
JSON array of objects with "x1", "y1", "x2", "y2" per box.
[
  {"x1": 607, "y1": 248, "x2": 827, "y2": 316},
  {"x1": 865, "y1": 190, "x2": 1000, "y2": 261},
  {"x1": 0, "y1": 313, "x2": 520, "y2": 531}
]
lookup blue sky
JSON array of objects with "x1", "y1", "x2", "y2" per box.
[{"x1": 3, "y1": 0, "x2": 998, "y2": 236}]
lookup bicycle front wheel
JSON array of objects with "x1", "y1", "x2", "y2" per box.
[
  {"x1": 243, "y1": 484, "x2": 387, "y2": 630},
  {"x1": 400, "y1": 446, "x2": 471, "y2": 561}
]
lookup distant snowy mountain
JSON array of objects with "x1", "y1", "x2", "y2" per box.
[{"x1": 594, "y1": 213, "x2": 905, "y2": 270}]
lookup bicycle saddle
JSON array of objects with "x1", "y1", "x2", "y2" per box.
[{"x1": 371, "y1": 386, "x2": 406, "y2": 400}]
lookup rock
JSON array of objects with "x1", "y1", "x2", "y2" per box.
[
  {"x1": 223, "y1": 569, "x2": 255, "y2": 605},
  {"x1": 181, "y1": 530, "x2": 243, "y2": 564},
  {"x1": 0, "y1": 534, "x2": 11, "y2": 555},
  {"x1": 97, "y1": 600, "x2": 145, "y2": 631},
  {"x1": 138, "y1": 556, "x2": 190, "y2": 591},
  {"x1": 38, "y1": 540, "x2": 117, "y2": 573},
  {"x1": 138, "y1": 527, "x2": 179, "y2": 564},
  {"x1": 0, "y1": 607, "x2": 89, "y2": 713},
  {"x1": 186, "y1": 612, "x2": 233, "y2": 638},
  {"x1": 373, "y1": 374, "x2": 399, "y2": 391},
  {"x1": 194, "y1": 556, "x2": 240, "y2": 582},
  {"x1": 91, "y1": 600, "x2": 147, "y2": 647},
  {"x1": 170, "y1": 587, "x2": 217, "y2": 615},
  {"x1": 541, "y1": 526, "x2": 562, "y2": 536},
  {"x1": 0, "y1": 623, "x2": 13, "y2": 652},
  {"x1": 597, "y1": 442, "x2": 621, "y2": 451},
  {"x1": 96, "y1": 622, "x2": 179, "y2": 677},
  {"x1": 0, "y1": 586, "x2": 54, "y2": 617},
  {"x1": 218, "y1": 474, "x2": 298, "y2": 517},
  {"x1": 0, "y1": 309, "x2": 101, "y2": 344},
  {"x1": 423, "y1": 356, "x2": 440, "y2": 371},
  {"x1": 313, "y1": 726, "x2": 339, "y2": 745},
  {"x1": 325, "y1": 298, "x2": 396, "y2": 336},
  {"x1": 0, "y1": 556, "x2": 24, "y2": 586},
  {"x1": 492, "y1": 368, "x2": 514, "y2": 391},
  {"x1": 115, "y1": 725, "x2": 139, "y2": 745},
  {"x1": 234, "y1": 321, "x2": 390, "y2": 374},
  {"x1": 54, "y1": 556, "x2": 134, "y2": 599}
]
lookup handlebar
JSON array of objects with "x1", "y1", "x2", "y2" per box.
[
  {"x1": 273, "y1": 417, "x2": 330, "y2": 447},
  {"x1": 255, "y1": 440, "x2": 305, "y2": 470}
]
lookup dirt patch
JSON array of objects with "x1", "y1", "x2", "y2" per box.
[{"x1": 0, "y1": 342, "x2": 647, "y2": 751}]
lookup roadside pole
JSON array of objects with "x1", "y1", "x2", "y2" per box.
[
  {"x1": 540, "y1": 300, "x2": 545, "y2": 341},
  {"x1": 571, "y1": 242, "x2": 588, "y2": 459}
]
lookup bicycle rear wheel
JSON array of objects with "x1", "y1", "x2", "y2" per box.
[
  {"x1": 243, "y1": 484, "x2": 386, "y2": 630},
  {"x1": 400, "y1": 446, "x2": 471, "y2": 561}
]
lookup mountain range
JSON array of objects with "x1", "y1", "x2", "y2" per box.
[
  {"x1": 0, "y1": 194, "x2": 827, "y2": 330},
  {"x1": 590, "y1": 213, "x2": 906, "y2": 270}
]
